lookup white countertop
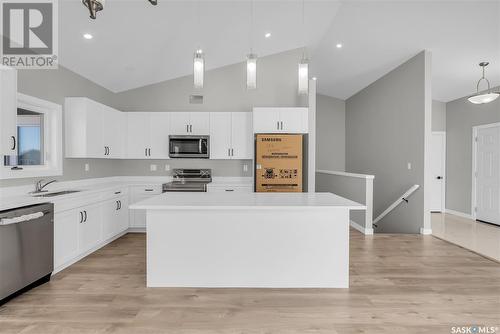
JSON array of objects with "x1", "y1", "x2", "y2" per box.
[{"x1": 130, "y1": 192, "x2": 365, "y2": 210}]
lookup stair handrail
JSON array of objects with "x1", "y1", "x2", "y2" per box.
[{"x1": 373, "y1": 184, "x2": 420, "y2": 228}]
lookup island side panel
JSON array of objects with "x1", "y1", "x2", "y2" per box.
[{"x1": 146, "y1": 208, "x2": 349, "y2": 288}]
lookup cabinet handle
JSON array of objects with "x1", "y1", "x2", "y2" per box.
[
  {"x1": 108, "y1": 147, "x2": 111, "y2": 155},
  {"x1": 189, "y1": 124, "x2": 193, "y2": 133},
  {"x1": 225, "y1": 189, "x2": 234, "y2": 192},
  {"x1": 119, "y1": 200, "x2": 122, "y2": 210},
  {"x1": 116, "y1": 201, "x2": 119, "y2": 210},
  {"x1": 145, "y1": 148, "x2": 148, "y2": 156},
  {"x1": 228, "y1": 148, "x2": 230, "y2": 157},
  {"x1": 277, "y1": 121, "x2": 279, "y2": 130},
  {"x1": 79, "y1": 211, "x2": 83, "y2": 223},
  {"x1": 231, "y1": 148, "x2": 234, "y2": 156},
  {"x1": 11, "y1": 136, "x2": 16, "y2": 150},
  {"x1": 280, "y1": 121, "x2": 284, "y2": 130},
  {"x1": 148, "y1": 148, "x2": 151, "y2": 156},
  {"x1": 84, "y1": 210, "x2": 88, "y2": 222},
  {"x1": 145, "y1": 189, "x2": 154, "y2": 192},
  {"x1": 114, "y1": 191, "x2": 121, "y2": 195},
  {"x1": 186, "y1": 124, "x2": 189, "y2": 133}
]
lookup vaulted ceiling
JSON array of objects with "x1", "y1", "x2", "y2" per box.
[{"x1": 59, "y1": 0, "x2": 500, "y2": 102}]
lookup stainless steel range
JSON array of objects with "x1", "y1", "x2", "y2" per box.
[{"x1": 163, "y1": 169, "x2": 212, "y2": 192}]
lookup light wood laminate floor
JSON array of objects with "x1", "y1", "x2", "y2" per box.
[{"x1": 0, "y1": 230, "x2": 499, "y2": 334}]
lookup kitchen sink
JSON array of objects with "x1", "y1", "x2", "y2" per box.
[{"x1": 32, "y1": 190, "x2": 81, "y2": 197}]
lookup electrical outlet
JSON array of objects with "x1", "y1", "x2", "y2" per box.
[
  {"x1": 84, "y1": 163, "x2": 90, "y2": 172},
  {"x1": 165, "y1": 164, "x2": 170, "y2": 171},
  {"x1": 407, "y1": 162, "x2": 412, "y2": 170},
  {"x1": 243, "y1": 164, "x2": 248, "y2": 172},
  {"x1": 150, "y1": 164, "x2": 157, "y2": 172}
]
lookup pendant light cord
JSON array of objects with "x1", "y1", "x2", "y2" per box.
[
  {"x1": 301, "y1": 0, "x2": 307, "y2": 60},
  {"x1": 250, "y1": 0, "x2": 254, "y2": 54}
]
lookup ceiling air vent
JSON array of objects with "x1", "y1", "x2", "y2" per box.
[{"x1": 189, "y1": 95, "x2": 203, "y2": 104}]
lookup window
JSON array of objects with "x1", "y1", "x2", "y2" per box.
[
  {"x1": 0, "y1": 93, "x2": 62, "y2": 179},
  {"x1": 17, "y1": 109, "x2": 44, "y2": 166}
]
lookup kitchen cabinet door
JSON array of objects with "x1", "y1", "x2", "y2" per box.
[
  {"x1": 0, "y1": 67, "x2": 17, "y2": 156},
  {"x1": 252, "y1": 108, "x2": 280, "y2": 133},
  {"x1": 54, "y1": 209, "x2": 79, "y2": 269},
  {"x1": 85, "y1": 100, "x2": 105, "y2": 158},
  {"x1": 170, "y1": 112, "x2": 190, "y2": 134},
  {"x1": 102, "y1": 106, "x2": 125, "y2": 159},
  {"x1": 209, "y1": 112, "x2": 231, "y2": 159},
  {"x1": 78, "y1": 203, "x2": 102, "y2": 254},
  {"x1": 117, "y1": 196, "x2": 129, "y2": 233},
  {"x1": 126, "y1": 112, "x2": 151, "y2": 159},
  {"x1": 149, "y1": 112, "x2": 170, "y2": 159},
  {"x1": 231, "y1": 112, "x2": 253, "y2": 159},
  {"x1": 189, "y1": 113, "x2": 210, "y2": 135},
  {"x1": 102, "y1": 199, "x2": 120, "y2": 241},
  {"x1": 279, "y1": 108, "x2": 308, "y2": 133}
]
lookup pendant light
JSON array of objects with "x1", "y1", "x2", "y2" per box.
[
  {"x1": 468, "y1": 62, "x2": 500, "y2": 104},
  {"x1": 193, "y1": 1, "x2": 204, "y2": 89},
  {"x1": 298, "y1": 0, "x2": 309, "y2": 95},
  {"x1": 82, "y1": 0, "x2": 104, "y2": 19},
  {"x1": 246, "y1": 0, "x2": 257, "y2": 90}
]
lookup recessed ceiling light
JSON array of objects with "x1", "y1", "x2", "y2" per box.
[
  {"x1": 336, "y1": 43, "x2": 343, "y2": 49},
  {"x1": 83, "y1": 33, "x2": 93, "y2": 40},
  {"x1": 265, "y1": 32, "x2": 271, "y2": 38},
  {"x1": 312, "y1": 77, "x2": 317, "y2": 81}
]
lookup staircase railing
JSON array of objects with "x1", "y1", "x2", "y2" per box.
[{"x1": 373, "y1": 184, "x2": 420, "y2": 228}]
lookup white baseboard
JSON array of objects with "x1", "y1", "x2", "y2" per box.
[
  {"x1": 445, "y1": 208, "x2": 474, "y2": 220},
  {"x1": 350, "y1": 220, "x2": 374, "y2": 235},
  {"x1": 128, "y1": 227, "x2": 146, "y2": 233},
  {"x1": 53, "y1": 230, "x2": 128, "y2": 275},
  {"x1": 420, "y1": 228, "x2": 432, "y2": 235}
]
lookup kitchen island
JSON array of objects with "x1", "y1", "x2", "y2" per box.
[{"x1": 130, "y1": 192, "x2": 365, "y2": 288}]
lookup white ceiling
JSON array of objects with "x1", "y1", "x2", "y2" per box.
[{"x1": 59, "y1": 0, "x2": 500, "y2": 102}]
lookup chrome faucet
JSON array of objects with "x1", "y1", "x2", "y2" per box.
[{"x1": 33, "y1": 179, "x2": 57, "y2": 194}]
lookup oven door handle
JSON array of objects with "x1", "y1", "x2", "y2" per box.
[{"x1": 199, "y1": 139, "x2": 202, "y2": 153}]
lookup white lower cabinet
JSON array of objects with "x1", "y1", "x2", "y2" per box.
[
  {"x1": 129, "y1": 185, "x2": 163, "y2": 229},
  {"x1": 78, "y1": 203, "x2": 102, "y2": 254},
  {"x1": 54, "y1": 210, "x2": 80, "y2": 269},
  {"x1": 102, "y1": 196, "x2": 128, "y2": 240}
]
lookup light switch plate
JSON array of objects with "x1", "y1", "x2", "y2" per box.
[
  {"x1": 150, "y1": 164, "x2": 157, "y2": 172},
  {"x1": 84, "y1": 163, "x2": 90, "y2": 172},
  {"x1": 407, "y1": 162, "x2": 412, "y2": 170},
  {"x1": 165, "y1": 164, "x2": 170, "y2": 171}
]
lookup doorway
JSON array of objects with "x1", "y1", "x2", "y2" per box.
[{"x1": 472, "y1": 123, "x2": 500, "y2": 227}]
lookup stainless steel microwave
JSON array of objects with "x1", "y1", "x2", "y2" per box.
[{"x1": 169, "y1": 135, "x2": 210, "y2": 159}]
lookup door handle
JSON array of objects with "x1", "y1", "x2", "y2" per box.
[{"x1": 11, "y1": 136, "x2": 16, "y2": 150}]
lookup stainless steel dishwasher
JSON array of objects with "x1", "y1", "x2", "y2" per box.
[{"x1": 0, "y1": 203, "x2": 54, "y2": 304}]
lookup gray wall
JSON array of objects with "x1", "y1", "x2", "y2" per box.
[
  {"x1": 1, "y1": 48, "x2": 306, "y2": 187},
  {"x1": 445, "y1": 87, "x2": 500, "y2": 214},
  {"x1": 316, "y1": 94, "x2": 345, "y2": 171},
  {"x1": 345, "y1": 52, "x2": 429, "y2": 233},
  {"x1": 432, "y1": 100, "x2": 446, "y2": 131}
]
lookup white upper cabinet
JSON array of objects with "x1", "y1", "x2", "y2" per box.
[
  {"x1": 210, "y1": 112, "x2": 252, "y2": 159},
  {"x1": 126, "y1": 112, "x2": 170, "y2": 159},
  {"x1": 0, "y1": 67, "x2": 18, "y2": 156},
  {"x1": 231, "y1": 112, "x2": 253, "y2": 159},
  {"x1": 170, "y1": 112, "x2": 209, "y2": 135},
  {"x1": 210, "y1": 113, "x2": 232, "y2": 159},
  {"x1": 65, "y1": 97, "x2": 124, "y2": 159},
  {"x1": 253, "y1": 107, "x2": 308, "y2": 134}
]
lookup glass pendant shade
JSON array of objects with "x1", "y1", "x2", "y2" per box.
[
  {"x1": 298, "y1": 58, "x2": 309, "y2": 95},
  {"x1": 468, "y1": 62, "x2": 499, "y2": 104},
  {"x1": 193, "y1": 49, "x2": 204, "y2": 89},
  {"x1": 246, "y1": 54, "x2": 257, "y2": 90}
]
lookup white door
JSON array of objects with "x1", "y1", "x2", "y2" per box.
[
  {"x1": 102, "y1": 199, "x2": 119, "y2": 240},
  {"x1": 190, "y1": 112, "x2": 210, "y2": 135},
  {"x1": 170, "y1": 112, "x2": 190, "y2": 134},
  {"x1": 210, "y1": 112, "x2": 232, "y2": 159},
  {"x1": 102, "y1": 105, "x2": 124, "y2": 159},
  {"x1": 279, "y1": 108, "x2": 308, "y2": 133},
  {"x1": 126, "y1": 112, "x2": 150, "y2": 159},
  {"x1": 0, "y1": 67, "x2": 18, "y2": 156},
  {"x1": 231, "y1": 112, "x2": 253, "y2": 159},
  {"x1": 430, "y1": 132, "x2": 446, "y2": 212},
  {"x1": 253, "y1": 108, "x2": 280, "y2": 133},
  {"x1": 474, "y1": 124, "x2": 500, "y2": 226},
  {"x1": 54, "y1": 210, "x2": 79, "y2": 268},
  {"x1": 117, "y1": 196, "x2": 129, "y2": 233},
  {"x1": 149, "y1": 112, "x2": 170, "y2": 159},
  {"x1": 78, "y1": 203, "x2": 102, "y2": 253}
]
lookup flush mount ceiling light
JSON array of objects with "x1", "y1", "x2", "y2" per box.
[
  {"x1": 468, "y1": 62, "x2": 500, "y2": 104},
  {"x1": 246, "y1": 0, "x2": 257, "y2": 90},
  {"x1": 336, "y1": 43, "x2": 343, "y2": 49},
  {"x1": 265, "y1": 32, "x2": 272, "y2": 38},
  {"x1": 83, "y1": 33, "x2": 93, "y2": 40}
]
